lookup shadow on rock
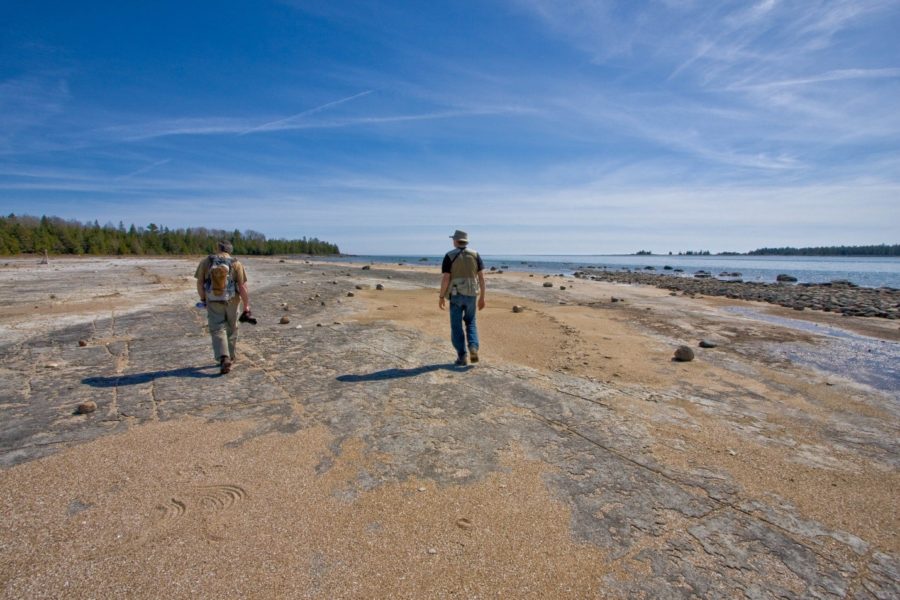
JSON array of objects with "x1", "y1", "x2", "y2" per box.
[
  {"x1": 336, "y1": 363, "x2": 467, "y2": 382},
  {"x1": 82, "y1": 366, "x2": 219, "y2": 387}
]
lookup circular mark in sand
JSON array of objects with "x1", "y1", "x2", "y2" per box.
[
  {"x1": 154, "y1": 498, "x2": 186, "y2": 524},
  {"x1": 196, "y1": 484, "x2": 248, "y2": 512}
]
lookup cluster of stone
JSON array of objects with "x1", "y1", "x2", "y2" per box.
[{"x1": 573, "y1": 269, "x2": 900, "y2": 319}]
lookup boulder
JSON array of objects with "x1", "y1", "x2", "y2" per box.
[
  {"x1": 543, "y1": 282, "x2": 553, "y2": 288},
  {"x1": 75, "y1": 401, "x2": 97, "y2": 415},
  {"x1": 673, "y1": 346, "x2": 695, "y2": 362},
  {"x1": 776, "y1": 274, "x2": 798, "y2": 282},
  {"x1": 361, "y1": 265, "x2": 371, "y2": 270},
  {"x1": 279, "y1": 316, "x2": 290, "y2": 324},
  {"x1": 375, "y1": 283, "x2": 385, "y2": 290},
  {"x1": 512, "y1": 305, "x2": 525, "y2": 313}
]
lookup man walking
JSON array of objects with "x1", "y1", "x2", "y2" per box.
[
  {"x1": 439, "y1": 230, "x2": 486, "y2": 366},
  {"x1": 195, "y1": 241, "x2": 251, "y2": 374}
]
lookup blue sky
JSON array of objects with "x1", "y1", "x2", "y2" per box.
[{"x1": 1, "y1": 0, "x2": 898, "y2": 254}]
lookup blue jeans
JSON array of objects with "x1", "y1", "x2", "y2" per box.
[{"x1": 449, "y1": 294, "x2": 479, "y2": 357}]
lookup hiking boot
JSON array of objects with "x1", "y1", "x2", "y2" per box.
[
  {"x1": 468, "y1": 347, "x2": 479, "y2": 363},
  {"x1": 220, "y1": 356, "x2": 232, "y2": 375},
  {"x1": 454, "y1": 354, "x2": 468, "y2": 366}
]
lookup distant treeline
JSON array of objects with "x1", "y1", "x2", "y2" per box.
[
  {"x1": 0, "y1": 214, "x2": 339, "y2": 256},
  {"x1": 747, "y1": 244, "x2": 900, "y2": 257}
]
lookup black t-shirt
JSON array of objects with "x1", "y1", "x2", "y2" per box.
[{"x1": 442, "y1": 248, "x2": 485, "y2": 274}]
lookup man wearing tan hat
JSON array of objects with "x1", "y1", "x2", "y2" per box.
[{"x1": 439, "y1": 230, "x2": 486, "y2": 366}]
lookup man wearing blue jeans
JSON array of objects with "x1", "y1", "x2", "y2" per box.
[{"x1": 439, "y1": 230, "x2": 486, "y2": 366}]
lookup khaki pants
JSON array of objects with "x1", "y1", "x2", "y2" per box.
[{"x1": 207, "y1": 300, "x2": 240, "y2": 360}]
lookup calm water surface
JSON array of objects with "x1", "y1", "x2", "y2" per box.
[{"x1": 322, "y1": 254, "x2": 900, "y2": 289}]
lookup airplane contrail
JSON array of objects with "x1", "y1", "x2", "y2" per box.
[{"x1": 239, "y1": 90, "x2": 374, "y2": 135}]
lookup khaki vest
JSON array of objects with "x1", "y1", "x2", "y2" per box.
[{"x1": 446, "y1": 248, "x2": 480, "y2": 298}]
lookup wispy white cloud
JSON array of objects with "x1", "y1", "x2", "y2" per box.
[
  {"x1": 0, "y1": 75, "x2": 71, "y2": 152},
  {"x1": 726, "y1": 67, "x2": 900, "y2": 91},
  {"x1": 99, "y1": 105, "x2": 518, "y2": 142}
]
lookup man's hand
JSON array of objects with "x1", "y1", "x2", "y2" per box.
[
  {"x1": 478, "y1": 297, "x2": 485, "y2": 310},
  {"x1": 439, "y1": 296, "x2": 446, "y2": 310}
]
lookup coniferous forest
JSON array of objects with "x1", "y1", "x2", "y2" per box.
[
  {"x1": 746, "y1": 244, "x2": 900, "y2": 257},
  {"x1": 0, "y1": 214, "x2": 339, "y2": 256}
]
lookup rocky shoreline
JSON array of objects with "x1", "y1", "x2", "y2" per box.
[{"x1": 574, "y1": 268, "x2": 900, "y2": 319}]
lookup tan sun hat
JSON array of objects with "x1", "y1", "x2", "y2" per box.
[{"x1": 450, "y1": 230, "x2": 469, "y2": 242}]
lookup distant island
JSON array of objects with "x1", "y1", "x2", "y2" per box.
[
  {"x1": 635, "y1": 244, "x2": 900, "y2": 257},
  {"x1": 0, "y1": 214, "x2": 340, "y2": 256},
  {"x1": 746, "y1": 245, "x2": 900, "y2": 256}
]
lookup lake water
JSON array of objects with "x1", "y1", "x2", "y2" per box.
[{"x1": 321, "y1": 254, "x2": 900, "y2": 289}]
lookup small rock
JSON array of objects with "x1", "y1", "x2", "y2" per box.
[
  {"x1": 699, "y1": 340, "x2": 718, "y2": 348},
  {"x1": 543, "y1": 282, "x2": 553, "y2": 288},
  {"x1": 375, "y1": 284, "x2": 385, "y2": 290},
  {"x1": 427, "y1": 548, "x2": 437, "y2": 555},
  {"x1": 282, "y1": 304, "x2": 290, "y2": 311},
  {"x1": 279, "y1": 316, "x2": 290, "y2": 324},
  {"x1": 362, "y1": 265, "x2": 371, "y2": 270},
  {"x1": 355, "y1": 284, "x2": 370, "y2": 290},
  {"x1": 50, "y1": 294, "x2": 57, "y2": 299},
  {"x1": 673, "y1": 346, "x2": 695, "y2": 362},
  {"x1": 78, "y1": 340, "x2": 88, "y2": 347},
  {"x1": 560, "y1": 286, "x2": 567, "y2": 290},
  {"x1": 417, "y1": 487, "x2": 426, "y2": 492},
  {"x1": 279, "y1": 259, "x2": 285, "y2": 263},
  {"x1": 295, "y1": 325, "x2": 302, "y2": 329},
  {"x1": 347, "y1": 292, "x2": 355, "y2": 297},
  {"x1": 727, "y1": 448, "x2": 737, "y2": 456},
  {"x1": 75, "y1": 401, "x2": 97, "y2": 415},
  {"x1": 316, "y1": 323, "x2": 323, "y2": 327},
  {"x1": 512, "y1": 305, "x2": 525, "y2": 313}
]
